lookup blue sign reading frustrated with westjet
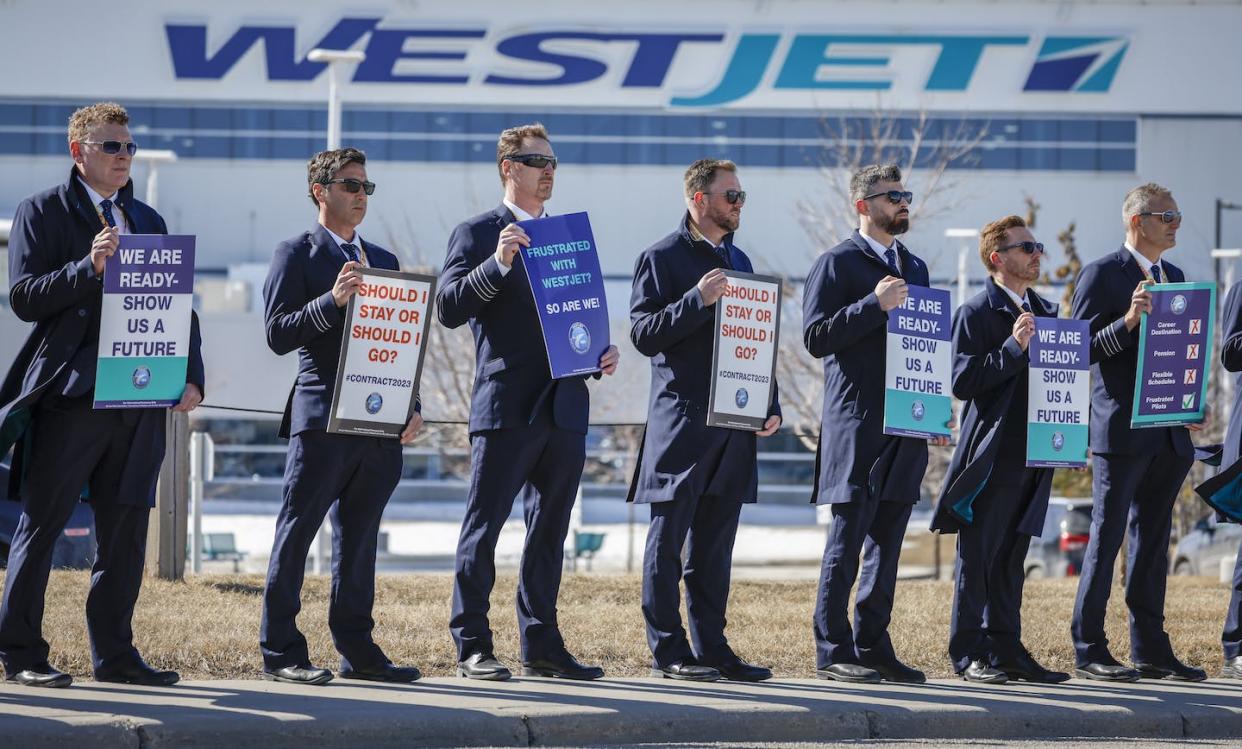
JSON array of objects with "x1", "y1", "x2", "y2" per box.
[{"x1": 517, "y1": 212, "x2": 610, "y2": 379}]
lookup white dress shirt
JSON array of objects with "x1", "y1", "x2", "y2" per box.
[
  {"x1": 78, "y1": 176, "x2": 130, "y2": 234},
  {"x1": 323, "y1": 225, "x2": 368, "y2": 266},
  {"x1": 860, "y1": 229, "x2": 900, "y2": 274},
  {"x1": 1124, "y1": 242, "x2": 1164, "y2": 282}
]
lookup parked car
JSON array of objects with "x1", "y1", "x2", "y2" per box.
[
  {"x1": 1024, "y1": 497, "x2": 1093, "y2": 579},
  {"x1": 0, "y1": 461, "x2": 96, "y2": 569},
  {"x1": 1172, "y1": 514, "x2": 1242, "y2": 577}
]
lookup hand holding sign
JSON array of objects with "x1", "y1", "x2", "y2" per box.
[
  {"x1": 400, "y1": 410, "x2": 424, "y2": 445},
  {"x1": 332, "y1": 261, "x2": 364, "y2": 308},
  {"x1": 91, "y1": 226, "x2": 120, "y2": 275},
  {"x1": 495, "y1": 223, "x2": 530, "y2": 268},
  {"x1": 598, "y1": 344, "x2": 620, "y2": 376},
  {"x1": 1124, "y1": 280, "x2": 1153, "y2": 330},
  {"x1": 756, "y1": 414, "x2": 782, "y2": 437},
  {"x1": 875, "y1": 275, "x2": 908, "y2": 312},
  {"x1": 1012, "y1": 311, "x2": 1035, "y2": 351},
  {"x1": 697, "y1": 268, "x2": 728, "y2": 306},
  {"x1": 172, "y1": 382, "x2": 203, "y2": 413}
]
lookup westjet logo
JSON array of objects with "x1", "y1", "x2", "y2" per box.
[{"x1": 165, "y1": 19, "x2": 1129, "y2": 107}]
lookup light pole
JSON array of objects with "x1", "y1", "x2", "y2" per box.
[
  {"x1": 133, "y1": 149, "x2": 177, "y2": 211},
  {"x1": 945, "y1": 228, "x2": 979, "y2": 308},
  {"x1": 307, "y1": 49, "x2": 366, "y2": 150}
]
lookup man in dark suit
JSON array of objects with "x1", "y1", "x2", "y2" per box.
[
  {"x1": 0, "y1": 102, "x2": 203, "y2": 688},
  {"x1": 931, "y1": 215, "x2": 1070, "y2": 684},
  {"x1": 803, "y1": 164, "x2": 948, "y2": 684},
  {"x1": 259, "y1": 147, "x2": 424, "y2": 686},
  {"x1": 1070, "y1": 182, "x2": 1206, "y2": 682},
  {"x1": 629, "y1": 159, "x2": 781, "y2": 682},
  {"x1": 438, "y1": 124, "x2": 619, "y2": 681}
]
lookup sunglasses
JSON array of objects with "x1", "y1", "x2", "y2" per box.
[
  {"x1": 863, "y1": 190, "x2": 914, "y2": 205},
  {"x1": 325, "y1": 178, "x2": 376, "y2": 195},
  {"x1": 1139, "y1": 210, "x2": 1182, "y2": 224},
  {"x1": 81, "y1": 140, "x2": 137, "y2": 157},
  {"x1": 505, "y1": 153, "x2": 558, "y2": 170},
  {"x1": 999, "y1": 241, "x2": 1045, "y2": 255},
  {"x1": 702, "y1": 190, "x2": 747, "y2": 205}
]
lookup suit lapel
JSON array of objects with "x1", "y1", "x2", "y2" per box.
[
  {"x1": 1116, "y1": 245, "x2": 1149, "y2": 288},
  {"x1": 850, "y1": 230, "x2": 894, "y2": 275}
]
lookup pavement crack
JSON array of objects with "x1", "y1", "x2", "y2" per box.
[
  {"x1": 521, "y1": 713, "x2": 535, "y2": 747},
  {"x1": 864, "y1": 709, "x2": 880, "y2": 739}
]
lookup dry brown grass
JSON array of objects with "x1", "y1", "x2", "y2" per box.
[{"x1": 7, "y1": 571, "x2": 1233, "y2": 680}]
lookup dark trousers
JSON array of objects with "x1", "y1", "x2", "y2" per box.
[
  {"x1": 812, "y1": 498, "x2": 913, "y2": 669},
  {"x1": 449, "y1": 417, "x2": 585, "y2": 661},
  {"x1": 259, "y1": 429, "x2": 402, "y2": 671},
  {"x1": 641, "y1": 432, "x2": 747, "y2": 668},
  {"x1": 1071, "y1": 450, "x2": 1192, "y2": 666},
  {"x1": 948, "y1": 468, "x2": 1037, "y2": 673},
  {"x1": 0, "y1": 396, "x2": 158, "y2": 675},
  {"x1": 1225, "y1": 538, "x2": 1242, "y2": 661}
]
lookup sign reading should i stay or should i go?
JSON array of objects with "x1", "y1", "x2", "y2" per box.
[
  {"x1": 328, "y1": 268, "x2": 436, "y2": 437},
  {"x1": 707, "y1": 271, "x2": 781, "y2": 430},
  {"x1": 1027, "y1": 318, "x2": 1090, "y2": 468},
  {"x1": 94, "y1": 234, "x2": 195, "y2": 409},
  {"x1": 883, "y1": 285, "x2": 952, "y2": 440},
  {"x1": 517, "y1": 212, "x2": 610, "y2": 379},
  {"x1": 1131, "y1": 281, "x2": 1215, "y2": 428}
]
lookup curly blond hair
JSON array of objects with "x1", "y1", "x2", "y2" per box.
[{"x1": 67, "y1": 102, "x2": 129, "y2": 144}]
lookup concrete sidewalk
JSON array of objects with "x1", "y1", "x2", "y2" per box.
[{"x1": 0, "y1": 676, "x2": 1240, "y2": 748}]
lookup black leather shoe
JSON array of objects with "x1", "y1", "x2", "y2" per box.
[
  {"x1": 96, "y1": 658, "x2": 179, "y2": 686},
  {"x1": 709, "y1": 657, "x2": 772, "y2": 682},
  {"x1": 1224, "y1": 656, "x2": 1242, "y2": 679},
  {"x1": 961, "y1": 659, "x2": 1008, "y2": 684},
  {"x1": 994, "y1": 651, "x2": 1070, "y2": 684},
  {"x1": 652, "y1": 661, "x2": 720, "y2": 681},
  {"x1": 1134, "y1": 658, "x2": 1207, "y2": 682},
  {"x1": 340, "y1": 662, "x2": 421, "y2": 683},
  {"x1": 1075, "y1": 661, "x2": 1140, "y2": 682},
  {"x1": 815, "y1": 663, "x2": 881, "y2": 684},
  {"x1": 262, "y1": 664, "x2": 333, "y2": 685},
  {"x1": 6, "y1": 663, "x2": 72, "y2": 688},
  {"x1": 867, "y1": 659, "x2": 927, "y2": 684},
  {"x1": 522, "y1": 652, "x2": 604, "y2": 681},
  {"x1": 457, "y1": 652, "x2": 512, "y2": 681}
]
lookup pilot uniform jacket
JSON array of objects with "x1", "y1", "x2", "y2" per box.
[
  {"x1": 627, "y1": 213, "x2": 781, "y2": 505},
  {"x1": 803, "y1": 230, "x2": 930, "y2": 505},
  {"x1": 1071, "y1": 246, "x2": 1192, "y2": 457},
  {"x1": 436, "y1": 204, "x2": 590, "y2": 434},
  {"x1": 931, "y1": 279, "x2": 1057, "y2": 536},
  {"x1": 1195, "y1": 280, "x2": 1242, "y2": 522},
  {"x1": 0, "y1": 167, "x2": 205, "y2": 505},
  {"x1": 262, "y1": 224, "x2": 410, "y2": 438}
]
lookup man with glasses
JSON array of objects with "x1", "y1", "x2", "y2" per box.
[
  {"x1": 259, "y1": 147, "x2": 424, "y2": 686},
  {"x1": 931, "y1": 216, "x2": 1070, "y2": 684},
  {"x1": 803, "y1": 164, "x2": 944, "y2": 684},
  {"x1": 438, "y1": 123, "x2": 619, "y2": 681},
  {"x1": 0, "y1": 102, "x2": 203, "y2": 687},
  {"x1": 629, "y1": 159, "x2": 781, "y2": 682},
  {"x1": 1070, "y1": 182, "x2": 1205, "y2": 682}
]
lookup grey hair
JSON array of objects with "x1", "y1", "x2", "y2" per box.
[
  {"x1": 850, "y1": 164, "x2": 903, "y2": 203},
  {"x1": 1122, "y1": 182, "x2": 1173, "y2": 227}
]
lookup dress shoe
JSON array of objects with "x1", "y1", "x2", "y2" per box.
[
  {"x1": 961, "y1": 659, "x2": 1008, "y2": 684},
  {"x1": 340, "y1": 661, "x2": 421, "y2": 683},
  {"x1": 1223, "y1": 656, "x2": 1242, "y2": 679},
  {"x1": 457, "y1": 652, "x2": 512, "y2": 681},
  {"x1": 262, "y1": 665, "x2": 334, "y2": 685},
  {"x1": 707, "y1": 656, "x2": 772, "y2": 682},
  {"x1": 866, "y1": 658, "x2": 926, "y2": 684},
  {"x1": 815, "y1": 663, "x2": 881, "y2": 684},
  {"x1": 95, "y1": 658, "x2": 179, "y2": 686},
  {"x1": 522, "y1": 652, "x2": 604, "y2": 680},
  {"x1": 1075, "y1": 661, "x2": 1140, "y2": 682},
  {"x1": 994, "y1": 651, "x2": 1070, "y2": 684},
  {"x1": 652, "y1": 660, "x2": 720, "y2": 681},
  {"x1": 6, "y1": 663, "x2": 72, "y2": 688},
  {"x1": 1134, "y1": 658, "x2": 1207, "y2": 682}
]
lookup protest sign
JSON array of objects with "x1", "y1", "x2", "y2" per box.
[
  {"x1": 94, "y1": 234, "x2": 195, "y2": 409},
  {"x1": 327, "y1": 268, "x2": 435, "y2": 437},
  {"x1": 516, "y1": 212, "x2": 610, "y2": 378},
  {"x1": 707, "y1": 271, "x2": 781, "y2": 430},
  {"x1": 1027, "y1": 317, "x2": 1090, "y2": 467},
  {"x1": 1131, "y1": 282, "x2": 1214, "y2": 428},
  {"x1": 883, "y1": 284, "x2": 952, "y2": 440}
]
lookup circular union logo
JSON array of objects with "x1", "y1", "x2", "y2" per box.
[
  {"x1": 735, "y1": 388, "x2": 749, "y2": 408},
  {"x1": 132, "y1": 367, "x2": 151, "y2": 390},
  {"x1": 1171, "y1": 294, "x2": 1188, "y2": 315},
  {"x1": 911, "y1": 400, "x2": 926, "y2": 421},
  {"x1": 1052, "y1": 431, "x2": 1065, "y2": 452},
  {"x1": 568, "y1": 322, "x2": 591, "y2": 354},
  {"x1": 365, "y1": 392, "x2": 383, "y2": 415}
]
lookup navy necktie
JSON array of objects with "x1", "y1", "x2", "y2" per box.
[
  {"x1": 340, "y1": 242, "x2": 360, "y2": 264},
  {"x1": 99, "y1": 198, "x2": 117, "y2": 229},
  {"x1": 1150, "y1": 264, "x2": 1162, "y2": 283},
  {"x1": 1021, "y1": 300, "x2": 1032, "y2": 314},
  {"x1": 884, "y1": 247, "x2": 900, "y2": 276},
  {"x1": 714, "y1": 244, "x2": 732, "y2": 270}
]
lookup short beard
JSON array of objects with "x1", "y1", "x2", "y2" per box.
[
  {"x1": 878, "y1": 213, "x2": 909, "y2": 236},
  {"x1": 710, "y1": 206, "x2": 740, "y2": 233}
]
